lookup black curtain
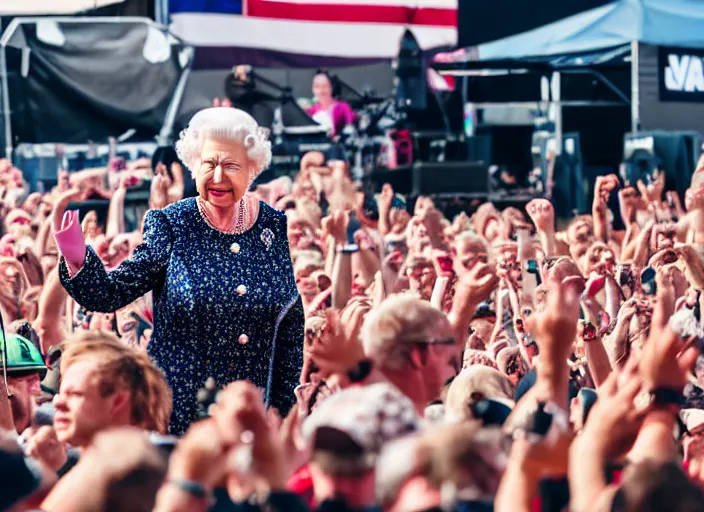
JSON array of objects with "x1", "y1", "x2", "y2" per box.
[{"x1": 7, "y1": 21, "x2": 186, "y2": 145}]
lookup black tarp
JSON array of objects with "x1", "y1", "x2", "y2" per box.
[{"x1": 4, "y1": 20, "x2": 189, "y2": 149}]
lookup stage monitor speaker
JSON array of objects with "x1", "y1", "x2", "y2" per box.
[
  {"x1": 623, "y1": 131, "x2": 701, "y2": 197},
  {"x1": 412, "y1": 161, "x2": 489, "y2": 196},
  {"x1": 367, "y1": 161, "x2": 489, "y2": 197}
]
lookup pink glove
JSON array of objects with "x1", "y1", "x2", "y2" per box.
[{"x1": 54, "y1": 210, "x2": 86, "y2": 275}]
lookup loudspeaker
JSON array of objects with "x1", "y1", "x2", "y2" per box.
[
  {"x1": 367, "y1": 161, "x2": 490, "y2": 197},
  {"x1": 623, "y1": 131, "x2": 701, "y2": 196}
]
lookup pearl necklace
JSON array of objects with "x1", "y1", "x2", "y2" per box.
[{"x1": 197, "y1": 196, "x2": 250, "y2": 234}]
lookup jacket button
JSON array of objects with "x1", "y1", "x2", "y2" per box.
[
  {"x1": 230, "y1": 242, "x2": 240, "y2": 254},
  {"x1": 238, "y1": 334, "x2": 249, "y2": 345},
  {"x1": 237, "y1": 285, "x2": 247, "y2": 295}
]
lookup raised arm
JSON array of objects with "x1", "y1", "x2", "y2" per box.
[
  {"x1": 58, "y1": 208, "x2": 173, "y2": 313},
  {"x1": 105, "y1": 184, "x2": 127, "y2": 238}
]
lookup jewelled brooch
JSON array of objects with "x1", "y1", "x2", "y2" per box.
[{"x1": 261, "y1": 228, "x2": 275, "y2": 250}]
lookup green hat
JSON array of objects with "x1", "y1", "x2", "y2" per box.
[{"x1": 1, "y1": 333, "x2": 47, "y2": 379}]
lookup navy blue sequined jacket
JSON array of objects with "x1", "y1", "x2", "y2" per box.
[{"x1": 59, "y1": 198, "x2": 304, "y2": 435}]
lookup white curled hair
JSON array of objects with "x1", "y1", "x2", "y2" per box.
[{"x1": 175, "y1": 107, "x2": 272, "y2": 181}]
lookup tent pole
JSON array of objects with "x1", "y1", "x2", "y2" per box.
[
  {"x1": 0, "y1": 43, "x2": 11, "y2": 162},
  {"x1": 157, "y1": 47, "x2": 194, "y2": 146},
  {"x1": 630, "y1": 40, "x2": 640, "y2": 133},
  {"x1": 552, "y1": 72, "x2": 562, "y2": 157},
  {"x1": 155, "y1": 0, "x2": 170, "y2": 26}
]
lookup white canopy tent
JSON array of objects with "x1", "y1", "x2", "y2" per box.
[{"x1": 0, "y1": 1, "x2": 125, "y2": 15}]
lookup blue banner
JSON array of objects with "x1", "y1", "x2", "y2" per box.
[{"x1": 169, "y1": 0, "x2": 242, "y2": 14}]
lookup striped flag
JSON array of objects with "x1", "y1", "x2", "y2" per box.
[{"x1": 169, "y1": 0, "x2": 457, "y2": 69}]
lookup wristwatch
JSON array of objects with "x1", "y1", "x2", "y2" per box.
[
  {"x1": 634, "y1": 388, "x2": 685, "y2": 413},
  {"x1": 337, "y1": 243, "x2": 359, "y2": 254},
  {"x1": 581, "y1": 321, "x2": 598, "y2": 342}
]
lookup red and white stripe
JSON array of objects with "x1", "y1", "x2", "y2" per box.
[
  {"x1": 245, "y1": 0, "x2": 456, "y2": 27},
  {"x1": 170, "y1": 0, "x2": 457, "y2": 60}
]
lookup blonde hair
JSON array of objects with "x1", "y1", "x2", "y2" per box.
[
  {"x1": 175, "y1": 107, "x2": 271, "y2": 180},
  {"x1": 293, "y1": 250, "x2": 324, "y2": 275},
  {"x1": 60, "y1": 331, "x2": 172, "y2": 434},
  {"x1": 361, "y1": 295, "x2": 451, "y2": 371},
  {"x1": 444, "y1": 366, "x2": 514, "y2": 422}
]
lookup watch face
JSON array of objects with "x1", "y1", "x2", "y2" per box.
[
  {"x1": 634, "y1": 390, "x2": 653, "y2": 413},
  {"x1": 582, "y1": 322, "x2": 597, "y2": 340}
]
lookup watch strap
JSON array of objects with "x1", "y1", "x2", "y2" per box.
[
  {"x1": 337, "y1": 243, "x2": 359, "y2": 254},
  {"x1": 650, "y1": 388, "x2": 685, "y2": 408},
  {"x1": 168, "y1": 479, "x2": 209, "y2": 500},
  {"x1": 347, "y1": 359, "x2": 373, "y2": 383}
]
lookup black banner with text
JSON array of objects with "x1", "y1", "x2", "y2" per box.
[{"x1": 659, "y1": 46, "x2": 704, "y2": 102}]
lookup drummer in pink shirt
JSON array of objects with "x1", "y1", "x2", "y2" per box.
[{"x1": 306, "y1": 70, "x2": 356, "y2": 138}]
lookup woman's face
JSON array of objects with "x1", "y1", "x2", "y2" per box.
[
  {"x1": 83, "y1": 212, "x2": 99, "y2": 238},
  {"x1": 196, "y1": 138, "x2": 251, "y2": 208},
  {"x1": 312, "y1": 74, "x2": 333, "y2": 104}
]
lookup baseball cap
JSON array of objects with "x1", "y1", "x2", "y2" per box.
[
  {"x1": 2, "y1": 333, "x2": 47, "y2": 379},
  {"x1": 303, "y1": 383, "x2": 420, "y2": 468}
]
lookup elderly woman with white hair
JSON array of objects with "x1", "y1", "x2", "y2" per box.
[{"x1": 53, "y1": 108, "x2": 304, "y2": 434}]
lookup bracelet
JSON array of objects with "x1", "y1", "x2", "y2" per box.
[
  {"x1": 347, "y1": 359, "x2": 373, "y2": 383},
  {"x1": 168, "y1": 479, "x2": 209, "y2": 500},
  {"x1": 337, "y1": 243, "x2": 359, "y2": 254}
]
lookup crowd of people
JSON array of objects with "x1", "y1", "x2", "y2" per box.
[{"x1": 3, "y1": 105, "x2": 704, "y2": 512}]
